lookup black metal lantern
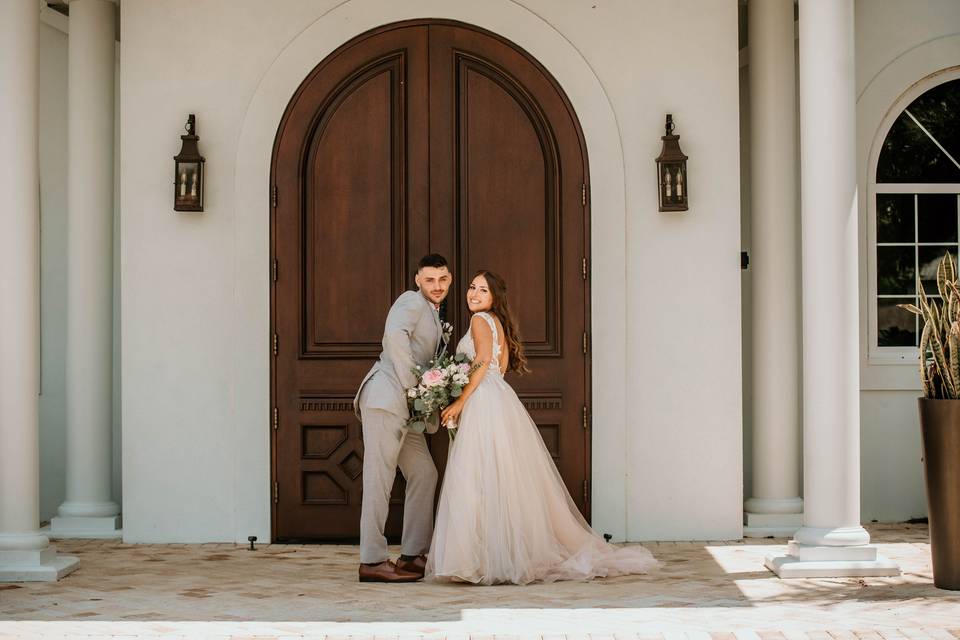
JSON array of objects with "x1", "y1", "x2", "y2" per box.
[
  {"x1": 655, "y1": 114, "x2": 688, "y2": 212},
  {"x1": 173, "y1": 114, "x2": 205, "y2": 212}
]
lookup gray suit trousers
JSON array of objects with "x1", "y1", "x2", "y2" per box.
[{"x1": 359, "y1": 392, "x2": 438, "y2": 564}]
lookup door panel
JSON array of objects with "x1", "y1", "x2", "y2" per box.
[
  {"x1": 428, "y1": 24, "x2": 589, "y2": 515},
  {"x1": 272, "y1": 21, "x2": 589, "y2": 541},
  {"x1": 272, "y1": 25, "x2": 429, "y2": 540},
  {"x1": 304, "y1": 62, "x2": 401, "y2": 353}
]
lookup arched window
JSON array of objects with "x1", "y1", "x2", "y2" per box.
[{"x1": 872, "y1": 74, "x2": 960, "y2": 354}]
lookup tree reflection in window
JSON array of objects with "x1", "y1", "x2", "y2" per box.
[
  {"x1": 878, "y1": 79, "x2": 960, "y2": 183},
  {"x1": 875, "y1": 77, "x2": 960, "y2": 348}
]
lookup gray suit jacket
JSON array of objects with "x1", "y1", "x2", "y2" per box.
[{"x1": 354, "y1": 290, "x2": 443, "y2": 431}]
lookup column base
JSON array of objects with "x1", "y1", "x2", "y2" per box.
[
  {"x1": 765, "y1": 540, "x2": 900, "y2": 578},
  {"x1": 47, "y1": 515, "x2": 122, "y2": 539},
  {"x1": 0, "y1": 546, "x2": 79, "y2": 582},
  {"x1": 744, "y1": 511, "x2": 803, "y2": 538}
]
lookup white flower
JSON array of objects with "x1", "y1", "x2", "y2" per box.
[{"x1": 407, "y1": 388, "x2": 418, "y2": 398}]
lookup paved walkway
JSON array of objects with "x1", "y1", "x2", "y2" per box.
[{"x1": 1, "y1": 524, "x2": 958, "y2": 639}]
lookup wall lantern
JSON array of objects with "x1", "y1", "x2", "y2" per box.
[
  {"x1": 173, "y1": 114, "x2": 205, "y2": 212},
  {"x1": 655, "y1": 114, "x2": 688, "y2": 212}
]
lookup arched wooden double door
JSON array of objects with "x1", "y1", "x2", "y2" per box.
[{"x1": 271, "y1": 20, "x2": 591, "y2": 541}]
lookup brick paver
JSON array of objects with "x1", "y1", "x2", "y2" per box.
[{"x1": 0, "y1": 524, "x2": 957, "y2": 639}]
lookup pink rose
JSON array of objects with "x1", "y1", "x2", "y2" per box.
[{"x1": 422, "y1": 369, "x2": 446, "y2": 387}]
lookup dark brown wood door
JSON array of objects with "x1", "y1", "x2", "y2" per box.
[{"x1": 271, "y1": 20, "x2": 590, "y2": 541}]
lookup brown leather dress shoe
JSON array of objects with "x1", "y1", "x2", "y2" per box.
[
  {"x1": 358, "y1": 559, "x2": 421, "y2": 583},
  {"x1": 395, "y1": 554, "x2": 427, "y2": 578}
]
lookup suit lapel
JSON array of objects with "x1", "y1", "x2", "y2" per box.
[
  {"x1": 418, "y1": 291, "x2": 443, "y2": 356},
  {"x1": 431, "y1": 304, "x2": 443, "y2": 354}
]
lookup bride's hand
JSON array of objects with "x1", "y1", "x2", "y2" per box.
[{"x1": 441, "y1": 399, "x2": 464, "y2": 427}]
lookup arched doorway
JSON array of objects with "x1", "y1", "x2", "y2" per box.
[{"x1": 270, "y1": 20, "x2": 591, "y2": 541}]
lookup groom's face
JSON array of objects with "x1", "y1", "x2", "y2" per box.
[{"x1": 415, "y1": 266, "x2": 452, "y2": 306}]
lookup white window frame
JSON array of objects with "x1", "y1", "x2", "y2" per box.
[{"x1": 867, "y1": 68, "x2": 960, "y2": 364}]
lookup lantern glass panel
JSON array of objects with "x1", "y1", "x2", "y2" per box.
[
  {"x1": 659, "y1": 161, "x2": 682, "y2": 208},
  {"x1": 175, "y1": 161, "x2": 202, "y2": 209}
]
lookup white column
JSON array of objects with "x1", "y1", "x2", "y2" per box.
[
  {"x1": 744, "y1": 0, "x2": 804, "y2": 538},
  {"x1": 51, "y1": 0, "x2": 122, "y2": 539},
  {"x1": 0, "y1": 0, "x2": 80, "y2": 581},
  {"x1": 766, "y1": 0, "x2": 897, "y2": 577}
]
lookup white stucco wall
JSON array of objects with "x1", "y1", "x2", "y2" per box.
[
  {"x1": 855, "y1": 0, "x2": 960, "y2": 522},
  {"x1": 119, "y1": 0, "x2": 743, "y2": 543},
  {"x1": 30, "y1": 0, "x2": 947, "y2": 544}
]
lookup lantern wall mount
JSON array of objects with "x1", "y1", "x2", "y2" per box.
[
  {"x1": 655, "y1": 114, "x2": 689, "y2": 212},
  {"x1": 173, "y1": 114, "x2": 205, "y2": 212}
]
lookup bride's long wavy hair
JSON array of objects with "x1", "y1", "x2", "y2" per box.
[{"x1": 473, "y1": 270, "x2": 530, "y2": 375}]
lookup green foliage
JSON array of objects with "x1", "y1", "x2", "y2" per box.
[
  {"x1": 899, "y1": 251, "x2": 960, "y2": 398},
  {"x1": 408, "y1": 421, "x2": 426, "y2": 434}
]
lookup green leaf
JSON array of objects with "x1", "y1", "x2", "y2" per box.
[
  {"x1": 950, "y1": 325, "x2": 960, "y2": 398},
  {"x1": 920, "y1": 322, "x2": 932, "y2": 398},
  {"x1": 898, "y1": 303, "x2": 922, "y2": 315},
  {"x1": 938, "y1": 253, "x2": 949, "y2": 298},
  {"x1": 450, "y1": 387, "x2": 462, "y2": 398},
  {"x1": 413, "y1": 398, "x2": 425, "y2": 412},
  {"x1": 945, "y1": 251, "x2": 957, "y2": 287},
  {"x1": 929, "y1": 324, "x2": 956, "y2": 398},
  {"x1": 409, "y1": 421, "x2": 426, "y2": 434},
  {"x1": 920, "y1": 283, "x2": 941, "y2": 340}
]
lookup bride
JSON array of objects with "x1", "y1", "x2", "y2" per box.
[{"x1": 427, "y1": 270, "x2": 657, "y2": 585}]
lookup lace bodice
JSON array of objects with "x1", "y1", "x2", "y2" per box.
[{"x1": 455, "y1": 312, "x2": 504, "y2": 376}]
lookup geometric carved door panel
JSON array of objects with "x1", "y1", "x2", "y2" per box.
[{"x1": 271, "y1": 20, "x2": 589, "y2": 541}]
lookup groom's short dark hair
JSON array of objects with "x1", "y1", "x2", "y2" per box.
[{"x1": 418, "y1": 253, "x2": 449, "y2": 271}]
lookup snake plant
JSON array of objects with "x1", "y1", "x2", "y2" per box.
[{"x1": 899, "y1": 251, "x2": 960, "y2": 399}]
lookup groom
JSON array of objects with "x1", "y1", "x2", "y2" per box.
[{"x1": 353, "y1": 253, "x2": 452, "y2": 582}]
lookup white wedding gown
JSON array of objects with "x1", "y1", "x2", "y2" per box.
[{"x1": 425, "y1": 312, "x2": 657, "y2": 585}]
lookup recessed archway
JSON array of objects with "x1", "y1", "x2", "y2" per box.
[{"x1": 233, "y1": 0, "x2": 628, "y2": 543}]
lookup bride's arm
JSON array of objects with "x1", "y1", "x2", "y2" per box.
[{"x1": 440, "y1": 315, "x2": 493, "y2": 425}]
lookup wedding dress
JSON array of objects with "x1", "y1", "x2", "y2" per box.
[{"x1": 425, "y1": 312, "x2": 657, "y2": 585}]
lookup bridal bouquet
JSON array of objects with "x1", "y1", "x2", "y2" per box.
[{"x1": 406, "y1": 352, "x2": 475, "y2": 440}]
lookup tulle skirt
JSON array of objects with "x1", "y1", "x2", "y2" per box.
[{"x1": 425, "y1": 374, "x2": 657, "y2": 585}]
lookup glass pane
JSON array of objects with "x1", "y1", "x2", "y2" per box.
[
  {"x1": 877, "y1": 246, "x2": 915, "y2": 295},
  {"x1": 877, "y1": 193, "x2": 914, "y2": 242},
  {"x1": 878, "y1": 297, "x2": 917, "y2": 347},
  {"x1": 877, "y1": 114, "x2": 960, "y2": 183},
  {"x1": 877, "y1": 79, "x2": 960, "y2": 184},
  {"x1": 918, "y1": 194, "x2": 958, "y2": 242},
  {"x1": 918, "y1": 246, "x2": 957, "y2": 295},
  {"x1": 906, "y1": 79, "x2": 960, "y2": 168}
]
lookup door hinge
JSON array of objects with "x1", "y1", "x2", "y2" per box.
[
  {"x1": 583, "y1": 405, "x2": 591, "y2": 430},
  {"x1": 272, "y1": 333, "x2": 279, "y2": 356},
  {"x1": 582, "y1": 257, "x2": 588, "y2": 280},
  {"x1": 582, "y1": 331, "x2": 589, "y2": 355},
  {"x1": 271, "y1": 185, "x2": 278, "y2": 208},
  {"x1": 581, "y1": 182, "x2": 587, "y2": 206},
  {"x1": 273, "y1": 481, "x2": 279, "y2": 503},
  {"x1": 272, "y1": 258, "x2": 278, "y2": 282},
  {"x1": 272, "y1": 406, "x2": 278, "y2": 430},
  {"x1": 583, "y1": 479, "x2": 590, "y2": 503}
]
